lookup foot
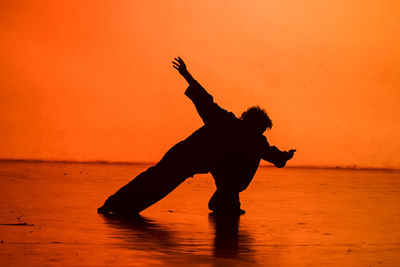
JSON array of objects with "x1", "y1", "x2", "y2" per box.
[
  {"x1": 97, "y1": 205, "x2": 110, "y2": 214},
  {"x1": 209, "y1": 208, "x2": 245, "y2": 215}
]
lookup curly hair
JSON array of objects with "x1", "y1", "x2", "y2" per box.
[{"x1": 240, "y1": 106, "x2": 272, "y2": 131}]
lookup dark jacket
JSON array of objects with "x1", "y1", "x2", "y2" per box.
[{"x1": 182, "y1": 80, "x2": 288, "y2": 193}]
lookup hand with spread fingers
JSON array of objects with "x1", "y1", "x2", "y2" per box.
[
  {"x1": 172, "y1": 57, "x2": 195, "y2": 84},
  {"x1": 172, "y1": 57, "x2": 188, "y2": 76}
]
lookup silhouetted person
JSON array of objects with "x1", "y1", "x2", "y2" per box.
[{"x1": 98, "y1": 57, "x2": 295, "y2": 215}]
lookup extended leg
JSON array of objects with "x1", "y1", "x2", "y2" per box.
[
  {"x1": 98, "y1": 165, "x2": 190, "y2": 214},
  {"x1": 98, "y1": 141, "x2": 200, "y2": 215}
]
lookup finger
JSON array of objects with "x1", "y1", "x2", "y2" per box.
[
  {"x1": 174, "y1": 57, "x2": 180, "y2": 63},
  {"x1": 172, "y1": 62, "x2": 180, "y2": 68},
  {"x1": 172, "y1": 65, "x2": 179, "y2": 70}
]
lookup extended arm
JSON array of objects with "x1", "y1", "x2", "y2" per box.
[
  {"x1": 172, "y1": 57, "x2": 234, "y2": 126},
  {"x1": 261, "y1": 138, "x2": 296, "y2": 168}
]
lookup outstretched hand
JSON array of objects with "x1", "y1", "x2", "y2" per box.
[
  {"x1": 172, "y1": 57, "x2": 188, "y2": 76},
  {"x1": 286, "y1": 149, "x2": 296, "y2": 160}
]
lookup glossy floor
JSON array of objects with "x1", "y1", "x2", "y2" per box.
[{"x1": 0, "y1": 162, "x2": 399, "y2": 266}]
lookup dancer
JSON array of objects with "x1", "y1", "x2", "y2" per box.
[{"x1": 98, "y1": 57, "x2": 295, "y2": 215}]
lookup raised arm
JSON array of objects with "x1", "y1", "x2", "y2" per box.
[
  {"x1": 261, "y1": 137, "x2": 296, "y2": 168},
  {"x1": 172, "y1": 57, "x2": 234, "y2": 126},
  {"x1": 172, "y1": 57, "x2": 196, "y2": 85}
]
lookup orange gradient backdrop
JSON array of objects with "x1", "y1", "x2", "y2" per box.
[{"x1": 0, "y1": 1, "x2": 399, "y2": 169}]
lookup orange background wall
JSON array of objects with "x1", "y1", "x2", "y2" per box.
[{"x1": 1, "y1": 1, "x2": 399, "y2": 169}]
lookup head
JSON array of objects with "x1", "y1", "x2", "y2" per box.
[{"x1": 240, "y1": 106, "x2": 272, "y2": 134}]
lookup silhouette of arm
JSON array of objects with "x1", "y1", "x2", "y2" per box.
[
  {"x1": 172, "y1": 57, "x2": 196, "y2": 85},
  {"x1": 261, "y1": 137, "x2": 296, "y2": 168},
  {"x1": 172, "y1": 57, "x2": 233, "y2": 125}
]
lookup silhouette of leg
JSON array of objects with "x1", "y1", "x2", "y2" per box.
[
  {"x1": 98, "y1": 141, "x2": 202, "y2": 214},
  {"x1": 208, "y1": 189, "x2": 244, "y2": 214},
  {"x1": 98, "y1": 165, "x2": 191, "y2": 214}
]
